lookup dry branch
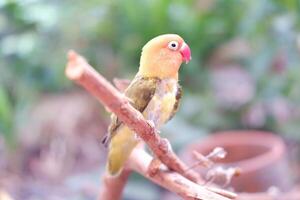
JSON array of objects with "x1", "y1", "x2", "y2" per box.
[
  {"x1": 128, "y1": 147, "x2": 236, "y2": 200},
  {"x1": 65, "y1": 50, "x2": 236, "y2": 200},
  {"x1": 65, "y1": 50, "x2": 200, "y2": 182},
  {"x1": 98, "y1": 147, "x2": 235, "y2": 200},
  {"x1": 99, "y1": 169, "x2": 131, "y2": 200}
]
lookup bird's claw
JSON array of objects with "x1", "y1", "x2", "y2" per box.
[{"x1": 147, "y1": 158, "x2": 162, "y2": 177}]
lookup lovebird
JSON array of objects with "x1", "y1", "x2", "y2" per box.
[{"x1": 102, "y1": 34, "x2": 191, "y2": 176}]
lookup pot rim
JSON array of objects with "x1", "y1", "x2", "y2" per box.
[{"x1": 185, "y1": 130, "x2": 286, "y2": 173}]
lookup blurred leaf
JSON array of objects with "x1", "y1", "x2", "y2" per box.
[
  {"x1": 0, "y1": 86, "x2": 13, "y2": 141},
  {"x1": 1, "y1": 0, "x2": 300, "y2": 144}
]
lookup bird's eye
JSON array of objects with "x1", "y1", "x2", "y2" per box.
[{"x1": 168, "y1": 41, "x2": 179, "y2": 51}]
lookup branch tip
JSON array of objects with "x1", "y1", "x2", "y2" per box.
[
  {"x1": 65, "y1": 50, "x2": 86, "y2": 80},
  {"x1": 68, "y1": 49, "x2": 78, "y2": 60}
]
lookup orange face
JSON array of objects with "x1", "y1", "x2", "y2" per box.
[{"x1": 139, "y1": 34, "x2": 191, "y2": 79}]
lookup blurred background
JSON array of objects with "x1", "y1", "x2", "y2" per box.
[{"x1": 1, "y1": 0, "x2": 300, "y2": 199}]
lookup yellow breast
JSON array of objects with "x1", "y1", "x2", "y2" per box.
[{"x1": 143, "y1": 78, "x2": 178, "y2": 128}]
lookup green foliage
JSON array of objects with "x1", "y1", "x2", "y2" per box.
[
  {"x1": 0, "y1": 86, "x2": 13, "y2": 139},
  {"x1": 1, "y1": 0, "x2": 300, "y2": 143}
]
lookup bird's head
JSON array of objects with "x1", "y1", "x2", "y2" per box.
[{"x1": 138, "y1": 34, "x2": 191, "y2": 79}]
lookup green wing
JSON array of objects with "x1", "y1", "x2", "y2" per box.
[{"x1": 102, "y1": 76, "x2": 160, "y2": 146}]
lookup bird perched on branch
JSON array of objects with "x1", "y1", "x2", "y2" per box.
[{"x1": 103, "y1": 34, "x2": 191, "y2": 176}]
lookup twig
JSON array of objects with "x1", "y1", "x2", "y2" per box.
[
  {"x1": 186, "y1": 147, "x2": 227, "y2": 172},
  {"x1": 127, "y1": 147, "x2": 236, "y2": 200},
  {"x1": 65, "y1": 50, "x2": 200, "y2": 183}
]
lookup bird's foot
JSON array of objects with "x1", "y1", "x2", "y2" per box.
[{"x1": 147, "y1": 158, "x2": 162, "y2": 177}]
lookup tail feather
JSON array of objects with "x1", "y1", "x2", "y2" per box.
[{"x1": 106, "y1": 126, "x2": 138, "y2": 176}]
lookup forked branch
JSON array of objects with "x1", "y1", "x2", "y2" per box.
[
  {"x1": 65, "y1": 50, "x2": 236, "y2": 200},
  {"x1": 65, "y1": 50, "x2": 200, "y2": 182}
]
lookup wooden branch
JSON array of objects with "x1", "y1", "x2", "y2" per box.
[
  {"x1": 65, "y1": 50, "x2": 200, "y2": 183},
  {"x1": 98, "y1": 169, "x2": 131, "y2": 200},
  {"x1": 127, "y1": 147, "x2": 236, "y2": 200},
  {"x1": 65, "y1": 50, "x2": 236, "y2": 200},
  {"x1": 98, "y1": 147, "x2": 235, "y2": 200}
]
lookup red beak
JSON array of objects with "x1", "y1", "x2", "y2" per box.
[{"x1": 180, "y1": 42, "x2": 192, "y2": 64}]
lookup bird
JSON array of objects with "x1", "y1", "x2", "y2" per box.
[{"x1": 102, "y1": 34, "x2": 191, "y2": 176}]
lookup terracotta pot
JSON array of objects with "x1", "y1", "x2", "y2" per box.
[{"x1": 181, "y1": 130, "x2": 292, "y2": 193}]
